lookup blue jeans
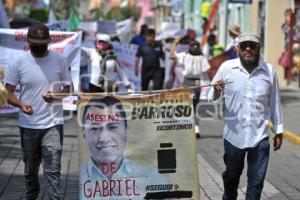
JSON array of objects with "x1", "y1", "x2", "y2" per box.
[
  {"x1": 20, "y1": 125, "x2": 63, "y2": 200},
  {"x1": 222, "y1": 138, "x2": 270, "y2": 200}
]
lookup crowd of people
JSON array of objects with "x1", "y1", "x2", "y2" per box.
[{"x1": 0, "y1": 21, "x2": 285, "y2": 200}]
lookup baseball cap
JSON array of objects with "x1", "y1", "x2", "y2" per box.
[
  {"x1": 27, "y1": 23, "x2": 51, "y2": 44},
  {"x1": 96, "y1": 33, "x2": 111, "y2": 43},
  {"x1": 238, "y1": 32, "x2": 260, "y2": 44}
]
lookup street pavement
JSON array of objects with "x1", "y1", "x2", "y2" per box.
[{"x1": 0, "y1": 89, "x2": 300, "y2": 200}]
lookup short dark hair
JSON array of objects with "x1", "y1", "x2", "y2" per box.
[
  {"x1": 81, "y1": 96, "x2": 127, "y2": 128},
  {"x1": 140, "y1": 24, "x2": 148, "y2": 35},
  {"x1": 146, "y1": 28, "x2": 156, "y2": 36}
]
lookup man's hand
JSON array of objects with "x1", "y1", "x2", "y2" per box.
[
  {"x1": 213, "y1": 80, "x2": 225, "y2": 100},
  {"x1": 20, "y1": 103, "x2": 33, "y2": 115},
  {"x1": 42, "y1": 91, "x2": 55, "y2": 103},
  {"x1": 134, "y1": 67, "x2": 139, "y2": 76},
  {"x1": 273, "y1": 133, "x2": 283, "y2": 151}
]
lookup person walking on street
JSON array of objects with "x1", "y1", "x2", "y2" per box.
[
  {"x1": 82, "y1": 33, "x2": 131, "y2": 93},
  {"x1": 225, "y1": 24, "x2": 241, "y2": 59},
  {"x1": 170, "y1": 38, "x2": 211, "y2": 138},
  {"x1": 130, "y1": 24, "x2": 148, "y2": 46},
  {"x1": 5, "y1": 23, "x2": 72, "y2": 200},
  {"x1": 134, "y1": 28, "x2": 165, "y2": 90},
  {"x1": 207, "y1": 32, "x2": 284, "y2": 200}
]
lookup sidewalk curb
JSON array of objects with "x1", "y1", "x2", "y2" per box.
[
  {"x1": 283, "y1": 131, "x2": 300, "y2": 146},
  {"x1": 268, "y1": 123, "x2": 300, "y2": 146}
]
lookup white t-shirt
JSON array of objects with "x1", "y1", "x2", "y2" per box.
[
  {"x1": 175, "y1": 52, "x2": 211, "y2": 78},
  {"x1": 5, "y1": 51, "x2": 71, "y2": 129}
]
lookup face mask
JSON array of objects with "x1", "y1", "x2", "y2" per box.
[
  {"x1": 30, "y1": 44, "x2": 48, "y2": 57},
  {"x1": 95, "y1": 41, "x2": 110, "y2": 51}
]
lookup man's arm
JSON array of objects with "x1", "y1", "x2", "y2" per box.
[
  {"x1": 169, "y1": 38, "x2": 180, "y2": 60},
  {"x1": 42, "y1": 85, "x2": 72, "y2": 103},
  {"x1": 207, "y1": 65, "x2": 225, "y2": 103},
  {"x1": 269, "y1": 70, "x2": 284, "y2": 151},
  {"x1": 134, "y1": 56, "x2": 140, "y2": 76},
  {"x1": 6, "y1": 83, "x2": 33, "y2": 115}
]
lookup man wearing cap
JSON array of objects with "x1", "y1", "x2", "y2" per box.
[
  {"x1": 225, "y1": 24, "x2": 241, "y2": 59},
  {"x1": 5, "y1": 23, "x2": 72, "y2": 200},
  {"x1": 208, "y1": 32, "x2": 283, "y2": 200}
]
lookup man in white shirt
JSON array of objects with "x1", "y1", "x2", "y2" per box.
[
  {"x1": 207, "y1": 32, "x2": 283, "y2": 200},
  {"x1": 5, "y1": 23, "x2": 71, "y2": 200}
]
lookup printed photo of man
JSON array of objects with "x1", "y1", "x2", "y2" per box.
[{"x1": 79, "y1": 96, "x2": 167, "y2": 200}]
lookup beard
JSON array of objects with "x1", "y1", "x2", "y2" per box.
[{"x1": 239, "y1": 52, "x2": 260, "y2": 69}]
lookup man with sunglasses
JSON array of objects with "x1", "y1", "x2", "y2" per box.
[{"x1": 207, "y1": 32, "x2": 283, "y2": 200}]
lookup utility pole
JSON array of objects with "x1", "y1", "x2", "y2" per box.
[{"x1": 220, "y1": 0, "x2": 229, "y2": 47}]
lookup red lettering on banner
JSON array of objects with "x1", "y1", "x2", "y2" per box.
[
  {"x1": 83, "y1": 179, "x2": 140, "y2": 198},
  {"x1": 93, "y1": 181, "x2": 102, "y2": 197},
  {"x1": 86, "y1": 113, "x2": 119, "y2": 122},
  {"x1": 83, "y1": 180, "x2": 92, "y2": 198},
  {"x1": 102, "y1": 180, "x2": 109, "y2": 197},
  {"x1": 100, "y1": 163, "x2": 117, "y2": 174},
  {"x1": 49, "y1": 47, "x2": 64, "y2": 54},
  {"x1": 15, "y1": 31, "x2": 27, "y2": 42},
  {"x1": 116, "y1": 179, "x2": 122, "y2": 196},
  {"x1": 109, "y1": 179, "x2": 117, "y2": 196}
]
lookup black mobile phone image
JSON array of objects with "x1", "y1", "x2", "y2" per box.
[{"x1": 157, "y1": 143, "x2": 176, "y2": 173}]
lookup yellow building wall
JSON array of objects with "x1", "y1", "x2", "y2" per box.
[
  {"x1": 248, "y1": 0, "x2": 290, "y2": 86},
  {"x1": 265, "y1": 0, "x2": 290, "y2": 86}
]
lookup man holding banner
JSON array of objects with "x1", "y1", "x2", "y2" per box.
[
  {"x1": 5, "y1": 23, "x2": 72, "y2": 200},
  {"x1": 79, "y1": 95, "x2": 168, "y2": 199}
]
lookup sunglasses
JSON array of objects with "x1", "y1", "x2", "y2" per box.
[{"x1": 238, "y1": 42, "x2": 259, "y2": 50}]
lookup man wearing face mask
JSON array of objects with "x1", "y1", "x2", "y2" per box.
[
  {"x1": 207, "y1": 32, "x2": 283, "y2": 200},
  {"x1": 170, "y1": 38, "x2": 211, "y2": 138},
  {"x1": 5, "y1": 23, "x2": 72, "y2": 200}
]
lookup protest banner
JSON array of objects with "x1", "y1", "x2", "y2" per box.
[
  {"x1": 116, "y1": 18, "x2": 134, "y2": 42},
  {"x1": 46, "y1": 20, "x2": 68, "y2": 31},
  {"x1": 98, "y1": 20, "x2": 117, "y2": 37},
  {"x1": 112, "y1": 42, "x2": 141, "y2": 91},
  {"x1": 77, "y1": 88, "x2": 200, "y2": 199},
  {"x1": 0, "y1": 28, "x2": 82, "y2": 113},
  {"x1": 0, "y1": 1, "x2": 9, "y2": 28}
]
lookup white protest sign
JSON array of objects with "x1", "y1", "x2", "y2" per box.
[
  {"x1": 112, "y1": 42, "x2": 141, "y2": 91},
  {"x1": 0, "y1": 2, "x2": 9, "y2": 28},
  {"x1": 46, "y1": 20, "x2": 68, "y2": 31},
  {"x1": 98, "y1": 20, "x2": 117, "y2": 36},
  {"x1": 116, "y1": 18, "x2": 134, "y2": 42},
  {"x1": 0, "y1": 28, "x2": 82, "y2": 113}
]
